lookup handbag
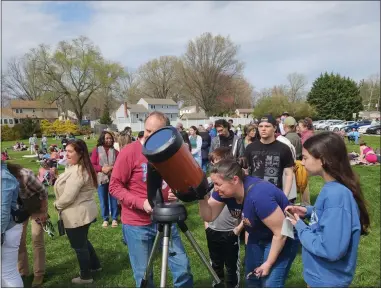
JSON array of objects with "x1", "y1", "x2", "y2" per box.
[{"x1": 57, "y1": 211, "x2": 65, "y2": 236}]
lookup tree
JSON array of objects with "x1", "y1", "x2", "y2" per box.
[
  {"x1": 31, "y1": 36, "x2": 125, "y2": 124},
  {"x1": 2, "y1": 53, "x2": 45, "y2": 100},
  {"x1": 138, "y1": 56, "x2": 180, "y2": 100},
  {"x1": 118, "y1": 68, "x2": 143, "y2": 104},
  {"x1": 100, "y1": 104, "x2": 113, "y2": 125},
  {"x1": 286, "y1": 72, "x2": 308, "y2": 102},
  {"x1": 307, "y1": 72, "x2": 363, "y2": 120},
  {"x1": 359, "y1": 74, "x2": 380, "y2": 111},
  {"x1": 253, "y1": 95, "x2": 315, "y2": 120},
  {"x1": 180, "y1": 32, "x2": 244, "y2": 116}
]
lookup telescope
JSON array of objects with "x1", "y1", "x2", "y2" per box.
[{"x1": 141, "y1": 126, "x2": 221, "y2": 288}]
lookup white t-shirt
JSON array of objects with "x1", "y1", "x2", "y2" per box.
[{"x1": 276, "y1": 135, "x2": 297, "y2": 201}]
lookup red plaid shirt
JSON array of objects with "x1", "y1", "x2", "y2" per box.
[{"x1": 19, "y1": 168, "x2": 48, "y2": 201}]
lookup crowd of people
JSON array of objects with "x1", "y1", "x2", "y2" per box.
[{"x1": 1, "y1": 111, "x2": 372, "y2": 288}]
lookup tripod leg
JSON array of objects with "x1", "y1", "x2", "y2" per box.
[
  {"x1": 177, "y1": 221, "x2": 222, "y2": 286},
  {"x1": 140, "y1": 226, "x2": 163, "y2": 288},
  {"x1": 160, "y1": 224, "x2": 171, "y2": 288}
]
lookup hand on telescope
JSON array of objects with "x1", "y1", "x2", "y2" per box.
[
  {"x1": 168, "y1": 190, "x2": 178, "y2": 202},
  {"x1": 143, "y1": 199, "x2": 153, "y2": 214}
]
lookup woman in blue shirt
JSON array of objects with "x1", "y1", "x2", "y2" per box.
[
  {"x1": 199, "y1": 159, "x2": 299, "y2": 287},
  {"x1": 286, "y1": 132, "x2": 370, "y2": 287}
]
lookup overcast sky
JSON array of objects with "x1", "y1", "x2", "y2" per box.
[{"x1": 2, "y1": 1, "x2": 380, "y2": 89}]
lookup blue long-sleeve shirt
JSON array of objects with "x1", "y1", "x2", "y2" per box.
[
  {"x1": 1, "y1": 162, "x2": 19, "y2": 234},
  {"x1": 295, "y1": 181, "x2": 361, "y2": 287}
]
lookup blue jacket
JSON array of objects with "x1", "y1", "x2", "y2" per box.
[
  {"x1": 295, "y1": 181, "x2": 361, "y2": 287},
  {"x1": 1, "y1": 162, "x2": 19, "y2": 234}
]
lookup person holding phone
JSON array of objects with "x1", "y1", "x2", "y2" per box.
[
  {"x1": 199, "y1": 159, "x2": 299, "y2": 288},
  {"x1": 285, "y1": 132, "x2": 370, "y2": 288}
]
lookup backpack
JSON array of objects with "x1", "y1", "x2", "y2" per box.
[{"x1": 294, "y1": 160, "x2": 308, "y2": 194}]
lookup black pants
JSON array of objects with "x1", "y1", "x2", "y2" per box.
[
  {"x1": 205, "y1": 228, "x2": 240, "y2": 288},
  {"x1": 65, "y1": 222, "x2": 101, "y2": 279}
]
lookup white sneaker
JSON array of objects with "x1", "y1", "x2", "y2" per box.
[{"x1": 71, "y1": 277, "x2": 93, "y2": 284}]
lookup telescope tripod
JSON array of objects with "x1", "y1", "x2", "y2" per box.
[{"x1": 140, "y1": 202, "x2": 221, "y2": 288}]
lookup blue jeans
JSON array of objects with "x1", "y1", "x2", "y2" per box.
[
  {"x1": 122, "y1": 223, "x2": 193, "y2": 287},
  {"x1": 202, "y1": 160, "x2": 209, "y2": 173},
  {"x1": 97, "y1": 183, "x2": 119, "y2": 221},
  {"x1": 193, "y1": 155, "x2": 202, "y2": 167},
  {"x1": 245, "y1": 238, "x2": 299, "y2": 287}
]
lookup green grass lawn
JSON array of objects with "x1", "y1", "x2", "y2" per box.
[{"x1": 1, "y1": 135, "x2": 380, "y2": 288}]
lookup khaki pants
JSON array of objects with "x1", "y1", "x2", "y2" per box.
[{"x1": 18, "y1": 218, "x2": 45, "y2": 277}]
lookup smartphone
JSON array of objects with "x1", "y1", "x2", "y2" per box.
[{"x1": 285, "y1": 210, "x2": 296, "y2": 220}]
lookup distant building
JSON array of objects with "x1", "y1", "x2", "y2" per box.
[
  {"x1": 358, "y1": 110, "x2": 380, "y2": 120},
  {"x1": 235, "y1": 108, "x2": 253, "y2": 118},
  {"x1": 112, "y1": 98, "x2": 179, "y2": 131},
  {"x1": 1, "y1": 100, "x2": 59, "y2": 126}
]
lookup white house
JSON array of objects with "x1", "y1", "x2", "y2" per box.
[
  {"x1": 113, "y1": 98, "x2": 179, "y2": 131},
  {"x1": 235, "y1": 108, "x2": 253, "y2": 118},
  {"x1": 137, "y1": 98, "x2": 179, "y2": 121}
]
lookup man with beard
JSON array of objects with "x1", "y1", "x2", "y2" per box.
[{"x1": 244, "y1": 115, "x2": 294, "y2": 197}]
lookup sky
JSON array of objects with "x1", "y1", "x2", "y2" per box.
[{"x1": 2, "y1": 1, "x2": 380, "y2": 90}]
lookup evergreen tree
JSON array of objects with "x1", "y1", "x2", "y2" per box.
[
  {"x1": 100, "y1": 104, "x2": 113, "y2": 125},
  {"x1": 307, "y1": 72, "x2": 363, "y2": 120}
]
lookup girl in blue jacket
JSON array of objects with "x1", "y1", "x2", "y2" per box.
[{"x1": 286, "y1": 132, "x2": 370, "y2": 287}]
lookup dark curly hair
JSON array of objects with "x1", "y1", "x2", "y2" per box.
[{"x1": 97, "y1": 131, "x2": 115, "y2": 147}]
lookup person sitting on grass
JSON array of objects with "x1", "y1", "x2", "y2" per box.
[
  {"x1": 347, "y1": 128, "x2": 360, "y2": 144},
  {"x1": 359, "y1": 141, "x2": 380, "y2": 164}
]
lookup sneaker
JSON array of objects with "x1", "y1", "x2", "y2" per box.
[
  {"x1": 71, "y1": 277, "x2": 93, "y2": 284},
  {"x1": 111, "y1": 220, "x2": 118, "y2": 227},
  {"x1": 102, "y1": 221, "x2": 108, "y2": 228}
]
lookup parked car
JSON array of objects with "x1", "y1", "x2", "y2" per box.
[
  {"x1": 329, "y1": 121, "x2": 356, "y2": 132},
  {"x1": 358, "y1": 121, "x2": 380, "y2": 134},
  {"x1": 313, "y1": 120, "x2": 325, "y2": 130},
  {"x1": 366, "y1": 124, "x2": 381, "y2": 135},
  {"x1": 340, "y1": 120, "x2": 372, "y2": 133},
  {"x1": 317, "y1": 120, "x2": 344, "y2": 130}
]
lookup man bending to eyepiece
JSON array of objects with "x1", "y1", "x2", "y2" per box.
[{"x1": 109, "y1": 111, "x2": 193, "y2": 287}]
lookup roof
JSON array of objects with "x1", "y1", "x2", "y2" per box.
[
  {"x1": 127, "y1": 104, "x2": 149, "y2": 113},
  {"x1": 1, "y1": 108, "x2": 13, "y2": 118},
  {"x1": 180, "y1": 112, "x2": 207, "y2": 120},
  {"x1": 140, "y1": 98, "x2": 177, "y2": 105},
  {"x1": 236, "y1": 108, "x2": 253, "y2": 113},
  {"x1": 180, "y1": 105, "x2": 197, "y2": 111},
  {"x1": 10, "y1": 100, "x2": 58, "y2": 109}
]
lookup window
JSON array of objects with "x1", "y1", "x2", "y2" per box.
[
  {"x1": 33, "y1": 109, "x2": 35, "y2": 113},
  {"x1": 20, "y1": 109, "x2": 23, "y2": 113},
  {"x1": 0, "y1": 119, "x2": 2, "y2": 124},
  {"x1": 4, "y1": 119, "x2": 8, "y2": 124},
  {"x1": 15, "y1": 109, "x2": 19, "y2": 113},
  {"x1": 9, "y1": 119, "x2": 14, "y2": 124},
  {"x1": 136, "y1": 114, "x2": 139, "y2": 119},
  {"x1": 151, "y1": 105, "x2": 155, "y2": 109},
  {"x1": 15, "y1": 119, "x2": 19, "y2": 124}
]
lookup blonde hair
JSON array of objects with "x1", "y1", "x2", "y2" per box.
[{"x1": 118, "y1": 134, "x2": 132, "y2": 150}]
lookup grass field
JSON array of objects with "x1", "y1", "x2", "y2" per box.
[{"x1": 1, "y1": 135, "x2": 380, "y2": 288}]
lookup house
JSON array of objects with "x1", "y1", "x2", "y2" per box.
[
  {"x1": 180, "y1": 112, "x2": 207, "y2": 120},
  {"x1": 137, "y1": 98, "x2": 179, "y2": 121},
  {"x1": 1, "y1": 100, "x2": 59, "y2": 126},
  {"x1": 358, "y1": 110, "x2": 380, "y2": 120},
  {"x1": 59, "y1": 110, "x2": 90, "y2": 122},
  {"x1": 113, "y1": 98, "x2": 179, "y2": 131},
  {"x1": 235, "y1": 108, "x2": 253, "y2": 118},
  {"x1": 1, "y1": 108, "x2": 16, "y2": 127}
]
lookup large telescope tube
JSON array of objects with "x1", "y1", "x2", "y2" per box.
[{"x1": 143, "y1": 126, "x2": 209, "y2": 202}]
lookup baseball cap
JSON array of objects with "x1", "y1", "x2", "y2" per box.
[
  {"x1": 259, "y1": 115, "x2": 277, "y2": 126},
  {"x1": 284, "y1": 116, "x2": 297, "y2": 127}
]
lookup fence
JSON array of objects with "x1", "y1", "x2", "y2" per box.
[{"x1": 113, "y1": 117, "x2": 254, "y2": 132}]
